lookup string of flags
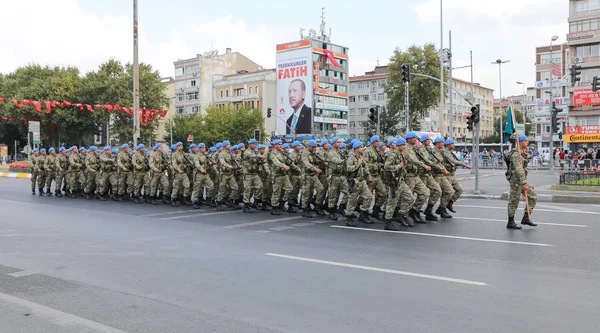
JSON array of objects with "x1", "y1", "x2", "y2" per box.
[{"x1": 0, "y1": 97, "x2": 168, "y2": 126}]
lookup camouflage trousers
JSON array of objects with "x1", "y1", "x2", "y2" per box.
[
  {"x1": 404, "y1": 175, "x2": 429, "y2": 211},
  {"x1": 318, "y1": 173, "x2": 329, "y2": 206},
  {"x1": 192, "y1": 172, "x2": 214, "y2": 202},
  {"x1": 435, "y1": 175, "x2": 455, "y2": 207},
  {"x1": 448, "y1": 175, "x2": 463, "y2": 202},
  {"x1": 345, "y1": 179, "x2": 372, "y2": 216},
  {"x1": 45, "y1": 171, "x2": 55, "y2": 192},
  {"x1": 30, "y1": 170, "x2": 38, "y2": 191},
  {"x1": 261, "y1": 172, "x2": 272, "y2": 205},
  {"x1": 150, "y1": 171, "x2": 170, "y2": 197},
  {"x1": 207, "y1": 171, "x2": 219, "y2": 200},
  {"x1": 118, "y1": 171, "x2": 133, "y2": 196},
  {"x1": 69, "y1": 170, "x2": 86, "y2": 193},
  {"x1": 301, "y1": 174, "x2": 325, "y2": 209},
  {"x1": 171, "y1": 172, "x2": 191, "y2": 200},
  {"x1": 420, "y1": 173, "x2": 441, "y2": 206},
  {"x1": 37, "y1": 172, "x2": 47, "y2": 191},
  {"x1": 508, "y1": 181, "x2": 537, "y2": 217},
  {"x1": 144, "y1": 172, "x2": 152, "y2": 195},
  {"x1": 242, "y1": 173, "x2": 262, "y2": 204},
  {"x1": 368, "y1": 176, "x2": 387, "y2": 208},
  {"x1": 109, "y1": 171, "x2": 119, "y2": 194},
  {"x1": 271, "y1": 174, "x2": 293, "y2": 207},
  {"x1": 236, "y1": 173, "x2": 244, "y2": 201},
  {"x1": 217, "y1": 173, "x2": 238, "y2": 203},
  {"x1": 96, "y1": 171, "x2": 110, "y2": 195},
  {"x1": 133, "y1": 171, "x2": 146, "y2": 196},
  {"x1": 328, "y1": 175, "x2": 348, "y2": 210},
  {"x1": 289, "y1": 174, "x2": 302, "y2": 205},
  {"x1": 86, "y1": 171, "x2": 97, "y2": 194},
  {"x1": 384, "y1": 181, "x2": 415, "y2": 220},
  {"x1": 55, "y1": 171, "x2": 68, "y2": 193}
]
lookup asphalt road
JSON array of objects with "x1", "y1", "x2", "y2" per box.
[
  {"x1": 0, "y1": 177, "x2": 599, "y2": 333},
  {"x1": 455, "y1": 168, "x2": 564, "y2": 196}
]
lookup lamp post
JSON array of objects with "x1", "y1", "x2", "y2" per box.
[
  {"x1": 132, "y1": 0, "x2": 140, "y2": 146},
  {"x1": 549, "y1": 35, "x2": 559, "y2": 174},
  {"x1": 516, "y1": 81, "x2": 527, "y2": 134},
  {"x1": 492, "y1": 59, "x2": 510, "y2": 155}
]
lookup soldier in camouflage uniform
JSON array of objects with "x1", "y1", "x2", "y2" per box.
[
  {"x1": 29, "y1": 148, "x2": 40, "y2": 195},
  {"x1": 143, "y1": 148, "x2": 152, "y2": 203},
  {"x1": 344, "y1": 140, "x2": 373, "y2": 226},
  {"x1": 383, "y1": 138, "x2": 414, "y2": 230},
  {"x1": 430, "y1": 138, "x2": 454, "y2": 218},
  {"x1": 403, "y1": 132, "x2": 431, "y2": 224},
  {"x1": 55, "y1": 147, "x2": 69, "y2": 197},
  {"x1": 418, "y1": 135, "x2": 445, "y2": 221},
  {"x1": 206, "y1": 146, "x2": 219, "y2": 207},
  {"x1": 116, "y1": 144, "x2": 133, "y2": 201},
  {"x1": 132, "y1": 144, "x2": 147, "y2": 203},
  {"x1": 300, "y1": 140, "x2": 325, "y2": 218},
  {"x1": 171, "y1": 142, "x2": 191, "y2": 207},
  {"x1": 506, "y1": 134, "x2": 538, "y2": 229},
  {"x1": 259, "y1": 144, "x2": 272, "y2": 211},
  {"x1": 79, "y1": 147, "x2": 88, "y2": 186},
  {"x1": 287, "y1": 142, "x2": 303, "y2": 209},
  {"x1": 363, "y1": 135, "x2": 387, "y2": 219},
  {"x1": 241, "y1": 139, "x2": 263, "y2": 213},
  {"x1": 109, "y1": 148, "x2": 120, "y2": 200},
  {"x1": 441, "y1": 139, "x2": 472, "y2": 213},
  {"x1": 191, "y1": 143, "x2": 215, "y2": 209},
  {"x1": 316, "y1": 140, "x2": 329, "y2": 209},
  {"x1": 235, "y1": 144, "x2": 245, "y2": 205},
  {"x1": 44, "y1": 148, "x2": 57, "y2": 195},
  {"x1": 327, "y1": 137, "x2": 348, "y2": 221},
  {"x1": 68, "y1": 146, "x2": 85, "y2": 198},
  {"x1": 84, "y1": 146, "x2": 100, "y2": 199},
  {"x1": 148, "y1": 144, "x2": 170, "y2": 205},
  {"x1": 37, "y1": 148, "x2": 48, "y2": 195},
  {"x1": 97, "y1": 146, "x2": 113, "y2": 201},
  {"x1": 269, "y1": 140, "x2": 293, "y2": 215},
  {"x1": 216, "y1": 140, "x2": 238, "y2": 209}
]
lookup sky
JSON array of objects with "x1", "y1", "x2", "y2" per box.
[{"x1": 0, "y1": 0, "x2": 568, "y2": 98}]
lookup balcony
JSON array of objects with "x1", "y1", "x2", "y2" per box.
[{"x1": 243, "y1": 93, "x2": 260, "y2": 100}]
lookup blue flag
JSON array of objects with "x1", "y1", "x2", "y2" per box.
[{"x1": 503, "y1": 105, "x2": 515, "y2": 143}]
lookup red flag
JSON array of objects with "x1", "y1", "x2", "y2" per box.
[
  {"x1": 61, "y1": 100, "x2": 72, "y2": 107},
  {"x1": 0, "y1": 97, "x2": 4, "y2": 105},
  {"x1": 161, "y1": 109, "x2": 168, "y2": 117},
  {"x1": 22, "y1": 99, "x2": 33, "y2": 106},
  {"x1": 11, "y1": 99, "x2": 23, "y2": 109},
  {"x1": 323, "y1": 50, "x2": 342, "y2": 68},
  {"x1": 75, "y1": 103, "x2": 83, "y2": 110},
  {"x1": 114, "y1": 104, "x2": 122, "y2": 111},
  {"x1": 32, "y1": 101, "x2": 43, "y2": 113},
  {"x1": 45, "y1": 101, "x2": 52, "y2": 114},
  {"x1": 85, "y1": 104, "x2": 94, "y2": 112},
  {"x1": 51, "y1": 101, "x2": 60, "y2": 108},
  {"x1": 105, "y1": 105, "x2": 114, "y2": 112},
  {"x1": 94, "y1": 104, "x2": 105, "y2": 109}
]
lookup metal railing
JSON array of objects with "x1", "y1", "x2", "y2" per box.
[{"x1": 559, "y1": 171, "x2": 600, "y2": 186}]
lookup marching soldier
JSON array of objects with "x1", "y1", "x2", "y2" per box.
[
  {"x1": 269, "y1": 139, "x2": 293, "y2": 215},
  {"x1": 191, "y1": 143, "x2": 215, "y2": 209},
  {"x1": 300, "y1": 140, "x2": 325, "y2": 218},
  {"x1": 344, "y1": 140, "x2": 373, "y2": 226},
  {"x1": 506, "y1": 134, "x2": 537, "y2": 229},
  {"x1": 143, "y1": 148, "x2": 152, "y2": 203},
  {"x1": 418, "y1": 135, "x2": 445, "y2": 221},
  {"x1": 44, "y1": 147, "x2": 57, "y2": 195},
  {"x1": 149, "y1": 144, "x2": 170, "y2": 205},
  {"x1": 383, "y1": 138, "x2": 414, "y2": 230},
  {"x1": 363, "y1": 135, "x2": 387, "y2": 219},
  {"x1": 37, "y1": 148, "x2": 48, "y2": 195},
  {"x1": 97, "y1": 146, "x2": 113, "y2": 201},
  {"x1": 327, "y1": 137, "x2": 348, "y2": 220},
  {"x1": 316, "y1": 139, "x2": 329, "y2": 209},
  {"x1": 430, "y1": 138, "x2": 454, "y2": 218},
  {"x1": 132, "y1": 144, "x2": 147, "y2": 203},
  {"x1": 55, "y1": 147, "x2": 68, "y2": 197},
  {"x1": 216, "y1": 140, "x2": 238, "y2": 209},
  {"x1": 117, "y1": 144, "x2": 133, "y2": 201},
  {"x1": 241, "y1": 139, "x2": 263, "y2": 213},
  {"x1": 68, "y1": 146, "x2": 85, "y2": 198},
  {"x1": 207, "y1": 146, "x2": 219, "y2": 206},
  {"x1": 30, "y1": 148, "x2": 40, "y2": 195},
  {"x1": 287, "y1": 142, "x2": 303, "y2": 209},
  {"x1": 403, "y1": 132, "x2": 431, "y2": 223},
  {"x1": 171, "y1": 142, "x2": 191, "y2": 207},
  {"x1": 259, "y1": 144, "x2": 272, "y2": 211},
  {"x1": 109, "y1": 148, "x2": 120, "y2": 201},
  {"x1": 84, "y1": 146, "x2": 100, "y2": 199},
  {"x1": 441, "y1": 138, "x2": 472, "y2": 213},
  {"x1": 79, "y1": 147, "x2": 88, "y2": 186}
]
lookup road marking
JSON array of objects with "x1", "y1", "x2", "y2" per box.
[
  {"x1": 160, "y1": 210, "x2": 238, "y2": 220},
  {"x1": 268, "y1": 226, "x2": 295, "y2": 231},
  {"x1": 265, "y1": 253, "x2": 487, "y2": 286},
  {"x1": 8, "y1": 269, "x2": 43, "y2": 278},
  {"x1": 536, "y1": 203, "x2": 595, "y2": 213},
  {"x1": 454, "y1": 204, "x2": 600, "y2": 215},
  {"x1": 311, "y1": 220, "x2": 332, "y2": 224},
  {"x1": 256, "y1": 230, "x2": 271, "y2": 233},
  {"x1": 141, "y1": 209, "x2": 198, "y2": 217},
  {"x1": 0, "y1": 291, "x2": 129, "y2": 333},
  {"x1": 330, "y1": 225, "x2": 553, "y2": 247},
  {"x1": 291, "y1": 222, "x2": 316, "y2": 227},
  {"x1": 224, "y1": 216, "x2": 303, "y2": 229},
  {"x1": 456, "y1": 216, "x2": 587, "y2": 228}
]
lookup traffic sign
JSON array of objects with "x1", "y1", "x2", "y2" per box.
[
  {"x1": 187, "y1": 134, "x2": 193, "y2": 142},
  {"x1": 28, "y1": 121, "x2": 40, "y2": 133},
  {"x1": 32, "y1": 132, "x2": 40, "y2": 145},
  {"x1": 535, "y1": 79, "x2": 569, "y2": 88}
]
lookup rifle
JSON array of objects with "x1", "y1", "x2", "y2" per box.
[
  {"x1": 160, "y1": 152, "x2": 170, "y2": 171},
  {"x1": 230, "y1": 151, "x2": 241, "y2": 169},
  {"x1": 183, "y1": 152, "x2": 195, "y2": 168}
]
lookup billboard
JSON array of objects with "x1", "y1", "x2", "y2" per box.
[
  {"x1": 573, "y1": 89, "x2": 600, "y2": 107},
  {"x1": 276, "y1": 41, "x2": 314, "y2": 136}
]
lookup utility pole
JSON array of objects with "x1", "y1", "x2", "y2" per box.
[
  {"x1": 405, "y1": 81, "x2": 410, "y2": 132},
  {"x1": 376, "y1": 105, "x2": 381, "y2": 136},
  {"x1": 448, "y1": 30, "x2": 453, "y2": 137},
  {"x1": 132, "y1": 0, "x2": 140, "y2": 146},
  {"x1": 548, "y1": 35, "x2": 559, "y2": 174},
  {"x1": 439, "y1": 0, "x2": 444, "y2": 137},
  {"x1": 471, "y1": 51, "x2": 480, "y2": 194}
]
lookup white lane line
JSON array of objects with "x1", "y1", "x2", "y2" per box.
[
  {"x1": 8, "y1": 269, "x2": 43, "y2": 278},
  {"x1": 454, "y1": 204, "x2": 600, "y2": 215},
  {"x1": 311, "y1": 220, "x2": 332, "y2": 224},
  {"x1": 291, "y1": 222, "x2": 316, "y2": 227},
  {"x1": 141, "y1": 209, "x2": 198, "y2": 217},
  {"x1": 160, "y1": 210, "x2": 237, "y2": 220},
  {"x1": 256, "y1": 230, "x2": 271, "y2": 234},
  {"x1": 265, "y1": 253, "x2": 487, "y2": 286},
  {"x1": 456, "y1": 216, "x2": 587, "y2": 228},
  {"x1": 224, "y1": 216, "x2": 303, "y2": 229},
  {"x1": 268, "y1": 226, "x2": 295, "y2": 231},
  {"x1": 330, "y1": 225, "x2": 553, "y2": 247},
  {"x1": 0, "y1": 291, "x2": 129, "y2": 333}
]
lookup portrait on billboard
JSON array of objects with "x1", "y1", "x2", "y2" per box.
[{"x1": 286, "y1": 79, "x2": 312, "y2": 135}]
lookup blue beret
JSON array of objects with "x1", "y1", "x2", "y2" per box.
[
  {"x1": 189, "y1": 143, "x2": 197, "y2": 149},
  {"x1": 292, "y1": 141, "x2": 300, "y2": 148},
  {"x1": 420, "y1": 134, "x2": 431, "y2": 142},
  {"x1": 272, "y1": 139, "x2": 282, "y2": 145},
  {"x1": 222, "y1": 140, "x2": 230, "y2": 146},
  {"x1": 405, "y1": 132, "x2": 417, "y2": 139},
  {"x1": 144, "y1": 148, "x2": 148, "y2": 153},
  {"x1": 170, "y1": 145, "x2": 176, "y2": 151},
  {"x1": 433, "y1": 137, "x2": 444, "y2": 144},
  {"x1": 518, "y1": 134, "x2": 528, "y2": 142},
  {"x1": 308, "y1": 140, "x2": 317, "y2": 147},
  {"x1": 268, "y1": 143, "x2": 273, "y2": 148},
  {"x1": 232, "y1": 144, "x2": 239, "y2": 150},
  {"x1": 80, "y1": 147, "x2": 86, "y2": 151},
  {"x1": 350, "y1": 138, "x2": 359, "y2": 144},
  {"x1": 387, "y1": 138, "x2": 395, "y2": 146},
  {"x1": 32, "y1": 148, "x2": 39, "y2": 153},
  {"x1": 238, "y1": 143, "x2": 245, "y2": 148},
  {"x1": 339, "y1": 142, "x2": 346, "y2": 149},
  {"x1": 48, "y1": 147, "x2": 55, "y2": 153},
  {"x1": 59, "y1": 147, "x2": 65, "y2": 153},
  {"x1": 99, "y1": 148, "x2": 105, "y2": 153},
  {"x1": 102, "y1": 145, "x2": 110, "y2": 151},
  {"x1": 215, "y1": 142, "x2": 223, "y2": 148},
  {"x1": 209, "y1": 147, "x2": 217, "y2": 152},
  {"x1": 198, "y1": 143, "x2": 206, "y2": 149},
  {"x1": 111, "y1": 148, "x2": 118, "y2": 154},
  {"x1": 71, "y1": 146, "x2": 78, "y2": 150},
  {"x1": 282, "y1": 143, "x2": 289, "y2": 149},
  {"x1": 369, "y1": 135, "x2": 380, "y2": 145},
  {"x1": 152, "y1": 144, "x2": 159, "y2": 151},
  {"x1": 257, "y1": 144, "x2": 266, "y2": 149},
  {"x1": 396, "y1": 138, "x2": 407, "y2": 146},
  {"x1": 319, "y1": 139, "x2": 328, "y2": 147},
  {"x1": 248, "y1": 138, "x2": 257, "y2": 144},
  {"x1": 175, "y1": 142, "x2": 182, "y2": 147},
  {"x1": 352, "y1": 140, "x2": 364, "y2": 149},
  {"x1": 330, "y1": 136, "x2": 339, "y2": 144},
  {"x1": 378, "y1": 142, "x2": 385, "y2": 149},
  {"x1": 444, "y1": 138, "x2": 455, "y2": 145},
  {"x1": 136, "y1": 144, "x2": 145, "y2": 150},
  {"x1": 66, "y1": 148, "x2": 72, "y2": 152},
  {"x1": 121, "y1": 144, "x2": 129, "y2": 149},
  {"x1": 89, "y1": 146, "x2": 98, "y2": 151},
  {"x1": 40, "y1": 148, "x2": 46, "y2": 153}
]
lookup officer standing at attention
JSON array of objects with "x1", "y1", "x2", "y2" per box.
[{"x1": 506, "y1": 134, "x2": 538, "y2": 229}]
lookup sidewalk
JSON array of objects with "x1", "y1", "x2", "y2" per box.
[
  {"x1": 463, "y1": 184, "x2": 600, "y2": 204},
  {"x1": 0, "y1": 172, "x2": 31, "y2": 179}
]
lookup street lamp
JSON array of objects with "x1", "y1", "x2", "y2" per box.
[
  {"x1": 549, "y1": 35, "x2": 559, "y2": 174},
  {"x1": 491, "y1": 59, "x2": 510, "y2": 155},
  {"x1": 516, "y1": 81, "x2": 527, "y2": 132}
]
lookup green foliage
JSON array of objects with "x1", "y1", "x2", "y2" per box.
[
  {"x1": 482, "y1": 109, "x2": 531, "y2": 144},
  {"x1": 167, "y1": 104, "x2": 265, "y2": 146}
]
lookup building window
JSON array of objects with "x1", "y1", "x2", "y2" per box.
[
  {"x1": 191, "y1": 106, "x2": 199, "y2": 113},
  {"x1": 349, "y1": 96, "x2": 356, "y2": 102},
  {"x1": 256, "y1": 100, "x2": 260, "y2": 109},
  {"x1": 176, "y1": 106, "x2": 184, "y2": 114},
  {"x1": 188, "y1": 79, "x2": 196, "y2": 87},
  {"x1": 176, "y1": 94, "x2": 185, "y2": 102},
  {"x1": 175, "y1": 67, "x2": 184, "y2": 76},
  {"x1": 175, "y1": 80, "x2": 184, "y2": 89},
  {"x1": 255, "y1": 85, "x2": 259, "y2": 94},
  {"x1": 248, "y1": 87, "x2": 253, "y2": 94},
  {"x1": 185, "y1": 92, "x2": 198, "y2": 100},
  {"x1": 378, "y1": 93, "x2": 384, "y2": 100},
  {"x1": 220, "y1": 90, "x2": 224, "y2": 98}
]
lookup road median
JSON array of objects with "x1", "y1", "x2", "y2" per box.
[{"x1": 0, "y1": 172, "x2": 31, "y2": 179}]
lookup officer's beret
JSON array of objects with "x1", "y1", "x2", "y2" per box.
[
  {"x1": 319, "y1": 139, "x2": 328, "y2": 147},
  {"x1": 238, "y1": 143, "x2": 245, "y2": 148},
  {"x1": 175, "y1": 142, "x2": 183, "y2": 147},
  {"x1": 272, "y1": 139, "x2": 282, "y2": 145},
  {"x1": 59, "y1": 147, "x2": 65, "y2": 153},
  {"x1": 518, "y1": 134, "x2": 528, "y2": 142},
  {"x1": 396, "y1": 138, "x2": 407, "y2": 146},
  {"x1": 89, "y1": 146, "x2": 98, "y2": 151},
  {"x1": 352, "y1": 140, "x2": 364, "y2": 149},
  {"x1": 378, "y1": 142, "x2": 385, "y2": 149},
  {"x1": 433, "y1": 137, "x2": 444, "y2": 144},
  {"x1": 48, "y1": 147, "x2": 55, "y2": 153},
  {"x1": 420, "y1": 134, "x2": 431, "y2": 142},
  {"x1": 71, "y1": 145, "x2": 78, "y2": 150},
  {"x1": 152, "y1": 144, "x2": 160, "y2": 151},
  {"x1": 232, "y1": 144, "x2": 239, "y2": 150},
  {"x1": 40, "y1": 148, "x2": 46, "y2": 153},
  {"x1": 405, "y1": 132, "x2": 418, "y2": 139},
  {"x1": 103, "y1": 145, "x2": 111, "y2": 151},
  {"x1": 198, "y1": 143, "x2": 206, "y2": 149},
  {"x1": 292, "y1": 141, "x2": 301, "y2": 148},
  {"x1": 268, "y1": 143, "x2": 273, "y2": 148},
  {"x1": 444, "y1": 138, "x2": 455, "y2": 145},
  {"x1": 209, "y1": 147, "x2": 217, "y2": 152},
  {"x1": 121, "y1": 144, "x2": 129, "y2": 149},
  {"x1": 308, "y1": 140, "x2": 317, "y2": 147},
  {"x1": 215, "y1": 142, "x2": 223, "y2": 148},
  {"x1": 248, "y1": 138, "x2": 257, "y2": 144},
  {"x1": 111, "y1": 148, "x2": 118, "y2": 154},
  {"x1": 189, "y1": 143, "x2": 197, "y2": 149},
  {"x1": 222, "y1": 140, "x2": 230, "y2": 146},
  {"x1": 170, "y1": 145, "x2": 176, "y2": 151},
  {"x1": 387, "y1": 137, "x2": 396, "y2": 146},
  {"x1": 282, "y1": 143, "x2": 289, "y2": 149},
  {"x1": 80, "y1": 146, "x2": 86, "y2": 151},
  {"x1": 330, "y1": 137, "x2": 339, "y2": 144},
  {"x1": 339, "y1": 142, "x2": 346, "y2": 149},
  {"x1": 66, "y1": 148, "x2": 72, "y2": 152},
  {"x1": 32, "y1": 148, "x2": 39, "y2": 153},
  {"x1": 99, "y1": 148, "x2": 105, "y2": 153},
  {"x1": 369, "y1": 135, "x2": 380, "y2": 145},
  {"x1": 257, "y1": 144, "x2": 266, "y2": 150}
]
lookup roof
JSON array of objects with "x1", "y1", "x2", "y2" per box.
[
  {"x1": 222, "y1": 68, "x2": 275, "y2": 78},
  {"x1": 350, "y1": 73, "x2": 388, "y2": 82}
]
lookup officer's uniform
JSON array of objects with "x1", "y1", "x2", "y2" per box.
[
  {"x1": 506, "y1": 134, "x2": 538, "y2": 229},
  {"x1": 44, "y1": 148, "x2": 57, "y2": 195},
  {"x1": 300, "y1": 140, "x2": 325, "y2": 217},
  {"x1": 344, "y1": 140, "x2": 373, "y2": 226},
  {"x1": 363, "y1": 135, "x2": 387, "y2": 218},
  {"x1": 402, "y1": 132, "x2": 429, "y2": 223},
  {"x1": 383, "y1": 138, "x2": 415, "y2": 229},
  {"x1": 85, "y1": 146, "x2": 100, "y2": 199},
  {"x1": 269, "y1": 140, "x2": 293, "y2": 215}
]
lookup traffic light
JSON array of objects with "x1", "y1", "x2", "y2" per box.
[
  {"x1": 401, "y1": 64, "x2": 411, "y2": 84},
  {"x1": 466, "y1": 116, "x2": 474, "y2": 132},
  {"x1": 254, "y1": 129, "x2": 260, "y2": 141},
  {"x1": 369, "y1": 106, "x2": 378, "y2": 121},
  {"x1": 267, "y1": 108, "x2": 272, "y2": 118},
  {"x1": 550, "y1": 101, "x2": 563, "y2": 134},
  {"x1": 470, "y1": 104, "x2": 480, "y2": 124},
  {"x1": 593, "y1": 76, "x2": 600, "y2": 92},
  {"x1": 571, "y1": 64, "x2": 582, "y2": 87}
]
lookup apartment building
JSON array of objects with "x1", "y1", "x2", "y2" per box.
[
  {"x1": 348, "y1": 66, "x2": 389, "y2": 141},
  {"x1": 155, "y1": 77, "x2": 176, "y2": 142}
]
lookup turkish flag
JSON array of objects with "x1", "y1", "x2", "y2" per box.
[
  {"x1": 45, "y1": 101, "x2": 52, "y2": 114},
  {"x1": 323, "y1": 50, "x2": 342, "y2": 68},
  {"x1": 32, "y1": 101, "x2": 43, "y2": 113}
]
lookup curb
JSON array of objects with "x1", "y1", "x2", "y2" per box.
[
  {"x1": 0, "y1": 172, "x2": 31, "y2": 179},
  {"x1": 499, "y1": 191, "x2": 600, "y2": 204},
  {"x1": 456, "y1": 174, "x2": 495, "y2": 182}
]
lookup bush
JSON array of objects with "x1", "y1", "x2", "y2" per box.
[{"x1": 10, "y1": 161, "x2": 29, "y2": 169}]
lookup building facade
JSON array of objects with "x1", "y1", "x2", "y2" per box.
[
  {"x1": 155, "y1": 77, "x2": 176, "y2": 143},
  {"x1": 213, "y1": 69, "x2": 277, "y2": 135},
  {"x1": 348, "y1": 66, "x2": 389, "y2": 141},
  {"x1": 173, "y1": 48, "x2": 262, "y2": 115}
]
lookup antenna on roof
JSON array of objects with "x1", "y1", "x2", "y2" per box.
[{"x1": 320, "y1": 7, "x2": 326, "y2": 38}]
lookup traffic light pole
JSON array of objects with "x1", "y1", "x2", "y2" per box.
[
  {"x1": 405, "y1": 82, "x2": 410, "y2": 132},
  {"x1": 376, "y1": 105, "x2": 381, "y2": 136}
]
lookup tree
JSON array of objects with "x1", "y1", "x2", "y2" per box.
[
  {"x1": 166, "y1": 104, "x2": 265, "y2": 147},
  {"x1": 482, "y1": 109, "x2": 532, "y2": 144},
  {"x1": 384, "y1": 43, "x2": 446, "y2": 136}
]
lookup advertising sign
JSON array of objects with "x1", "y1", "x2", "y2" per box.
[
  {"x1": 276, "y1": 42, "x2": 314, "y2": 136},
  {"x1": 564, "y1": 133, "x2": 600, "y2": 143},
  {"x1": 567, "y1": 125, "x2": 600, "y2": 134},
  {"x1": 573, "y1": 89, "x2": 600, "y2": 107}
]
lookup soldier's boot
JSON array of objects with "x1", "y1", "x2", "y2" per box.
[
  {"x1": 118, "y1": 194, "x2": 125, "y2": 202},
  {"x1": 345, "y1": 214, "x2": 358, "y2": 227},
  {"x1": 46, "y1": 189, "x2": 53, "y2": 196},
  {"x1": 171, "y1": 199, "x2": 180, "y2": 207},
  {"x1": 134, "y1": 196, "x2": 143, "y2": 204},
  {"x1": 193, "y1": 200, "x2": 201, "y2": 209},
  {"x1": 338, "y1": 203, "x2": 347, "y2": 215},
  {"x1": 149, "y1": 196, "x2": 157, "y2": 205},
  {"x1": 315, "y1": 205, "x2": 325, "y2": 216},
  {"x1": 286, "y1": 202, "x2": 297, "y2": 213},
  {"x1": 358, "y1": 210, "x2": 374, "y2": 224},
  {"x1": 520, "y1": 212, "x2": 537, "y2": 227},
  {"x1": 207, "y1": 198, "x2": 216, "y2": 208},
  {"x1": 424, "y1": 204, "x2": 439, "y2": 221},
  {"x1": 271, "y1": 204, "x2": 281, "y2": 215},
  {"x1": 55, "y1": 191, "x2": 63, "y2": 198},
  {"x1": 410, "y1": 209, "x2": 427, "y2": 224},
  {"x1": 371, "y1": 206, "x2": 382, "y2": 220},
  {"x1": 253, "y1": 200, "x2": 261, "y2": 210},
  {"x1": 32, "y1": 188, "x2": 36, "y2": 195},
  {"x1": 184, "y1": 196, "x2": 193, "y2": 206},
  {"x1": 396, "y1": 213, "x2": 411, "y2": 227},
  {"x1": 329, "y1": 206, "x2": 339, "y2": 221},
  {"x1": 446, "y1": 200, "x2": 456, "y2": 213},
  {"x1": 243, "y1": 203, "x2": 253, "y2": 213},
  {"x1": 438, "y1": 207, "x2": 453, "y2": 219},
  {"x1": 506, "y1": 216, "x2": 522, "y2": 229},
  {"x1": 302, "y1": 207, "x2": 314, "y2": 218},
  {"x1": 144, "y1": 195, "x2": 152, "y2": 204},
  {"x1": 384, "y1": 219, "x2": 399, "y2": 231},
  {"x1": 38, "y1": 188, "x2": 45, "y2": 196},
  {"x1": 99, "y1": 193, "x2": 108, "y2": 201},
  {"x1": 235, "y1": 199, "x2": 243, "y2": 210},
  {"x1": 162, "y1": 195, "x2": 170, "y2": 204}
]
